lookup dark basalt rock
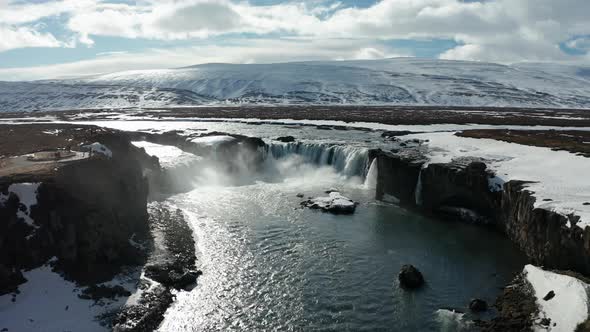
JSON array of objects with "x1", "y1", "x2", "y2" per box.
[
  {"x1": 543, "y1": 290, "x2": 555, "y2": 301},
  {"x1": 0, "y1": 130, "x2": 153, "y2": 287},
  {"x1": 469, "y1": 298, "x2": 488, "y2": 312},
  {"x1": 374, "y1": 149, "x2": 590, "y2": 275},
  {"x1": 276, "y1": 136, "x2": 296, "y2": 143},
  {"x1": 300, "y1": 193, "x2": 358, "y2": 215},
  {"x1": 0, "y1": 265, "x2": 26, "y2": 296},
  {"x1": 78, "y1": 285, "x2": 131, "y2": 301},
  {"x1": 475, "y1": 273, "x2": 536, "y2": 331},
  {"x1": 144, "y1": 264, "x2": 201, "y2": 291},
  {"x1": 398, "y1": 264, "x2": 424, "y2": 289},
  {"x1": 112, "y1": 284, "x2": 174, "y2": 332},
  {"x1": 381, "y1": 130, "x2": 416, "y2": 138}
]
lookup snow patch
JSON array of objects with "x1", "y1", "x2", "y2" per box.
[
  {"x1": 191, "y1": 135, "x2": 235, "y2": 147},
  {"x1": 406, "y1": 132, "x2": 590, "y2": 228},
  {"x1": 132, "y1": 141, "x2": 201, "y2": 168},
  {"x1": 0, "y1": 264, "x2": 120, "y2": 332},
  {"x1": 524, "y1": 265, "x2": 589, "y2": 332},
  {"x1": 2, "y1": 183, "x2": 40, "y2": 228},
  {"x1": 303, "y1": 191, "x2": 358, "y2": 214},
  {"x1": 83, "y1": 142, "x2": 112, "y2": 158}
]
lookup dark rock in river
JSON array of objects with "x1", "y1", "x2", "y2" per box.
[
  {"x1": 276, "y1": 136, "x2": 296, "y2": 143},
  {"x1": 301, "y1": 192, "x2": 357, "y2": 215},
  {"x1": 398, "y1": 264, "x2": 424, "y2": 289},
  {"x1": 469, "y1": 298, "x2": 488, "y2": 312}
]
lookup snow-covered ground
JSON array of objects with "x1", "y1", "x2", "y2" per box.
[
  {"x1": 1, "y1": 58, "x2": 590, "y2": 112},
  {"x1": 132, "y1": 141, "x2": 201, "y2": 168},
  {"x1": 0, "y1": 183, "x2": 40, "y2": 228},
  {"x1": 403, "y1": 131, "x2": 590, "y2": 228},
  {"x1": 0, "y1": 262, "x2": 139, "y2": 332},
  {"x1": 524, "y1": 265, "x2": 590, "y2": 332},
  {"x1": 190, "y1": 135, "x2": 235, "y2": 147}
]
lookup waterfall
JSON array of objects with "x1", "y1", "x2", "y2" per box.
[
  {"x1": 415, "y1": 169, "x2": 423, "y2": 206},
  {"x1": 265, "y1": 142, "x2": 370, "y2": 178},
  {"x1": 364, "y1": 158, "x2": 378, "y2": 189}
]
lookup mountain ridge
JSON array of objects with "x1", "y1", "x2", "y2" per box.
[{"x1": 1, "y1": 58, "x2": 589, "y2": 112}]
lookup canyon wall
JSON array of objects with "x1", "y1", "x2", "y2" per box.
[
  {"x1": 0, "y1": 131, "x2": 159, "y2": 293},
  {"x1": 374, "y1": 149, "x2": 590, "y2": 275}
]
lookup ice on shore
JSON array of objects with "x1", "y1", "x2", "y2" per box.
[{"x1": 524, "y1": 265, "x2": 589, "y2": 332}]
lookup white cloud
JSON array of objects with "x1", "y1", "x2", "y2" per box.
[
  {"x1": 1, "y1": 0, "x2": 590, "y2": 75},
  {"x1": 0, "y1": 38, "x2": 410, "y2": 80},
  {"x1": 0, "y1": 25, "x2": 63, "y2": 52}
]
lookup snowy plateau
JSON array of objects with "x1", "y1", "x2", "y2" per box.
[{"x1": 1, "y1": 58, "x2": 590, "y2": 112}]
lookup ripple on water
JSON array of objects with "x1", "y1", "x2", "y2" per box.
[{"x1": 158, "y1": 171, "x2": 525, "y2": 331}]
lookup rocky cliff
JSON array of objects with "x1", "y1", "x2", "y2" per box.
[
  {"x1": 374, "y1": 149, "x2": 590, "y2": 275},
  {"x1": 0, "y1": 126, "x2": 160, "y2": 293}
]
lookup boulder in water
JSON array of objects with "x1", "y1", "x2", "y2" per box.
[
  {"x1": 469, "y1": 298, "x2": 488, "y2": 312},
  {"x1": 276, "y1": 136, "x2": 296, "y2": 143},
  {"x1": 301, "y1": 192, "x2": 357, "y2": 215},
  {"x1": 398, "y1": 264, "x2": 424, "y2": 289}
]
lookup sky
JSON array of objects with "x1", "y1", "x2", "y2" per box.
[{"x1": 0, "y1": 0, "x2": 589, "y2": 80}]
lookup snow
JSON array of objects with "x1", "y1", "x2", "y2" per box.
[
  {"x1": 2, "y1": 58, "x2": 590, "y2": 112},
  {"x1": 191, "y1": 135, "x2": 235, "y2": 146},
  {"x1": 524, "y1": 265, "x2": 589, "y2": 332},
  {"x1": 0, "y1": 262, "x2": 144, "y2": 332},
  {"x1": 132, "y1": 141, "x2": 201, "y2": 168},
  {"x1": 405, "y1": 131, "x2": 590, "y2": 228},
  {"x1": 0, "y1": 265, "x2": 107, "y2": 331},
  {"x1": 174, "y1": 117, "x2": 590, "y2": 133},
  {"x1": 309, "y1": 192, "x2": 357, "y2": 211},
  {"x1": 83, "y1": 142, "x2": 113, "y2": 158},
  {"x1": 2, "y1": 183, "x2": 40, "y2": 227}
]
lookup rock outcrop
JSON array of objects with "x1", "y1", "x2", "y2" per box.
[
  {"x1": 0, "y1": 127, "x2": 158, "y2": 291},
  {"x1": 374, "y1": 148, "x2": 590, "y2": 275},
  {"x1": 398, "y1": 264, "x2": 425, "y2": 289},
  {"x1": 301, "y1": 192, "x2": 358, "y2": 215}
]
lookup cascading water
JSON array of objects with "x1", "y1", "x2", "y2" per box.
[
  {"x1": 415, "y1": 169, "x2": 423, "y2": 206},
  {"x1": 364, "y1": 158, "x2": 378, "y2": 189},
  {"x1": 265, "y1": 142, "x2": 371, "y2": 179}
]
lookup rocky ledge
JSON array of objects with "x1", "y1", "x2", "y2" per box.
[
  {"x1": 373, "y1": 148, "x2": 590, "y2": 275},
  {"x1": 0, "y1": 124, "x2": 160, "y2": 293},
  {"x1": 372, "y1": 142, "x2": 590, "y2": 331},
  {"x1": 0, "y1": 124, "x2": 201, "y2": 331}
]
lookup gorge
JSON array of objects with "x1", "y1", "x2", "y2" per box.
[{"x1": 1, "y1": 108, "x2": 589, "y2": 331}]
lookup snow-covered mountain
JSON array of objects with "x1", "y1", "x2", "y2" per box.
[{"x1": 2, "y1": 58, "x2": 590, "y2": 112}]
